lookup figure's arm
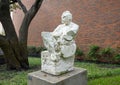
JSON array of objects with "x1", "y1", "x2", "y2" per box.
[
  {"x1": 63, "y1": 24, "x2": 79, "y2": 41},
  {"x1": 71, "y1": 23, "x2": 79, "y2": 35},
  {"x1": 63, "y1": 31, "x2": 75, "y2": 41},
  {"x1": 51, "y1": 25, "x2": 62, "y2": 39}
]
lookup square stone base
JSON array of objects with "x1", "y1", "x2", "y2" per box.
[{"x1": 28, "y1": 67, "x2": 87, "y2": 85}]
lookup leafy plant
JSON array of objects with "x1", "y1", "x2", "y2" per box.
[
  {"x1": 27, "y1": 46, "x2": 36, "y2": 55},
  {"x1": 87, "y1": 45, "x2": 100, "y2": 60},
  {"x1": 27, "y1": 46, "x2": 46, "y2": 57},
  {"x1": 99, "y1": 47, "x2": 114, "y2": 62},
  {"x1": 99, "y1": 47, "x2": 114, "y2": 57},
  {"x1": 36, "y1": 46, "x2": 46, "y2": 56},
  {"x1": 75, "y1": 47, "x2": 84, "y2": 57},
  {"x1": 115, "y1": 54, "x2": 120, "y2": 60},
  {"x1": 114, "y1": 47, "x2": 120, "y2": 62}
]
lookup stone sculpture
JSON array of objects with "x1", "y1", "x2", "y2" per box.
[{"x1": 41, "y1": 11, "x2": 79, "y2": 75}]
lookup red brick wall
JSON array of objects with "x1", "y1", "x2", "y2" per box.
[{"x1": 13, "y1": 0, "x2": 120, "y2": 51}]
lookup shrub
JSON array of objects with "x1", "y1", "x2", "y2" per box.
[
  {"x1": 27, "y1": 46, "x2": 36, "y2": 56},
  {"x1": 115, "y1": 54, "x2": 120, "y2": 60},
  {"x1": 75, "y1": 47, "x2": 84, "y2": 60},
  {"x1": 27, "y1": 46, "x2": 46, "y2": 57},
  {"x1": 36, "y1": 46, "x2": 46, "y2": 56},
  {"x1": 99, "y1": 47, "x2": 114, "y2": 57},
  {"x1": 113, "y1": 47, "x2": 120, "y2": 63},
  {"x1": 75, "y1": 47, "x2": 84, "y2": 57},
  {"x1": 87, "y1": 45, "x2": 100, "y2": 60},
  {"x1": 99, "y1": 47, "x2": 114, "y2": 62}
]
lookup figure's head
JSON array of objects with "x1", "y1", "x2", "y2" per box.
[{"x1": 61, "y1": 11, "x2": 72, "y2": 25}]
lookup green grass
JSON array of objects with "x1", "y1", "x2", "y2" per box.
[
  {"x1": 75, "y1": 62, "x2": 120, "y2": 79},
  {"x1": 0, "y1": 57, "x2": 41, "y2": 85},
  {"x1": 0, "y1": 57, "x2": 120, "y2": 85},
  {"x1": 29, "y1": 57, "x2": 41, "y2": 67},
  {"x1": 88, "y1": 75, "x2": 120, "y2": 85}
]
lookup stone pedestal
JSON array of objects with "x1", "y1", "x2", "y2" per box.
[{"x1": 28, "y1": 67, "x2": 87, "y2": 85}]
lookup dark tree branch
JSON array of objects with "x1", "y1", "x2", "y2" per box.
[
  {"x1": 19, "y1": 0, "x2": 44, "y2": 44},
  {"x1": 30, "y1": 0, "x2": 44, "y2": 16},
  {"x1": 16, "y1": 0, "x2": 27, "y2": 14}
]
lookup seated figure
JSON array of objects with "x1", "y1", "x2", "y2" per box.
[{"x1": 41, "y1": 11, "x2": 79, "y2": 75}]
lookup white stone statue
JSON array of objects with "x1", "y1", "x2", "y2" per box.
[{"x1": 41, "y1": 11, "x2": 79, "y2": 75}]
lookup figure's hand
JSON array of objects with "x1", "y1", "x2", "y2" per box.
[
  {"x1": 63, "y1": 35, "x2": 73, "y2": 41},
  {"x1": 63, "y1": 31, "x2": 75, "y2": 41},
  {"x1": 67, "y1": 31, "x2": 75, "y2": 37}
]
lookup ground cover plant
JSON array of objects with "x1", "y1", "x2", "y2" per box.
[
  {"x1": 76, "y1": 45, "x2": 120, "y2": 64},
  {"x1": 1, "y1": 57, "x2": 120, "y2": 85},
  {"x1": 88, "y1": 75, "x2": 120, "y2": 85}
]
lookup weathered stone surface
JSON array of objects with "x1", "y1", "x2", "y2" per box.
[
  {"x1": 28, "y1": 67, "x2": 87, "y2": 85},
  {"x1": 41, "y1": 11, "x2": 79, "y2": 75},
  {"x1": 41, "y1": 51, "x2": 75, "y2": 75}
]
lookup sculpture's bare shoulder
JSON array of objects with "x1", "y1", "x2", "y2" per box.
[{"x1": 71, "y1": 22, "x2": 79, "y2": 29}]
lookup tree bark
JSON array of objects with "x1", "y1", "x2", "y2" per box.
[
  {"x1": 18, "y1": 0, "x2": 44, "y2": 69},
  {"x1": 0, "y1": 0, "x2": 43, "y2": 70},
  {"x1": 0, "y1": 0, "x2": 29, "y2": 70}
]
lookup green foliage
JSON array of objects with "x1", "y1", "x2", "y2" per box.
[
  {"x1": 88, "y1": 75, "x2": 120, "y2": 85},
  {"x1": 75, "y1": 47, "x2": 84, "y2": 56},
  {"x1": 0, "y1": 57, "x2": 40, "y2": 85},
  {"x1": 28, "y1": 57, "x2": 41, "y2": 67},
  {"x1": 77, "y1": 45, "x2": 120, "y2": 63},
  {"x1": 115, "y1": 54, "x2": 120, "y2": 60},
  {"x1": 99, "y1": 47, "x2": 113, "y2": 55},
  {"x1": 27, "y1": 46, "x2": 36, "y2": 55},
  {"x1": 99, "y1": 47, "x2": 114, "y2": 59},
  {"x1": 1, "y1": 57, "x2": 120, "y2": 84},
  {"x1": 87, "y1": 45, "x2": 100, "y2": 60},
  {"x1": 75, "y1": 62, "x2": 120, "y2": 80},
  {"x1": 36, "y1": 46, "x2": 46, "y2": 54},
  {"x1": 27, "y1": 46, "x2": 46, "y2": 57},
  {"x1": 114, "y1": 47, "x2": 120, "y2": 60}
]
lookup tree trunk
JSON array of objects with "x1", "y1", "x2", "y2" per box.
[
  {"x1": 0, "y1": 0, "x2": 43, "y2": 70},
  {"x1": 0, "y1": 16, "x2": 29, "y2": 70},
  {"x1": 0, "y1": 39, "x2": 29, "y2": 70},
  {"x1": 1, "y1": 16, "x2": 29, "y2": 69},
  {"x1": 0, "y1": 0, "x2": 29, "y2": 70}
]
